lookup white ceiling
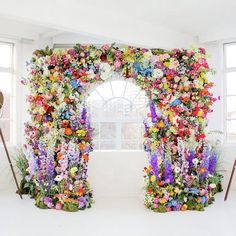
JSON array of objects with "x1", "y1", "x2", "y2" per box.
[{"x1": 0, "y1": 0, "x2": 235, "y2": 47}]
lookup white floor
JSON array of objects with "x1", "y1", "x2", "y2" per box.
[{"x1": 0, "y1": 189, "x2": 236, "y2": 236}]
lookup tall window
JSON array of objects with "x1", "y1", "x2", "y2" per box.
[
  {"x1": 87, "y1": 80, "x2": 148, "y2": 150},
  {"x1": 224, "y1": 43, "x2": 236, "y2": 143},
  {"x1": 0, "y1": 42, "x2": 14, "y2": 143}
]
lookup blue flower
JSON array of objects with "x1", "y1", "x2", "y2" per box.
[
  {"x1": 201, "y1": 196, "x2": 207, "y2": 204},
  {"x1": 133, "y1": 62, "x2": 141, "y2": 72},
  {"x1": 171, "y1": 99, "x2": 182, "y2": 107},
  {"x1": 71, "y1": 79, "x2": 78, "y2": 89},
  {"x1": 171, "y1": 200, "x2": 177, "y2": 207}
]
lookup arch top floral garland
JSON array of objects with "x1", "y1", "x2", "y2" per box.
[{"x1": 22, "y1": 43, "x2": 222, "y2": 212}]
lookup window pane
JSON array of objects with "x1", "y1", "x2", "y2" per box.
[
  {"x1": 96, "y1": 82, "x2": 113, "y2": 99},
  {"x1": 111, "y1": 81, "x2": 125, "y2": 97},
  {"x1": 226, "y1": 44, "x2": 236, "y2": 68},
  {"x1": 0, "y1": 43, "x2": 12, "y2": 68},
  {"x1": 0, "y1": 72, "x2": 12, "y2": 119},
  {"x1": 227, "y1": 120, "x2": 236, "y2": 142},
  {"x1": 227, "y1": 96, "x2": 236, "y2": 119},
  {"x1": 100, "y1": 123, "x2": 116, "y2": 139},
  {"x1": 0, "y1": 120, "x2": 10, "y2": 142},
  {"x1": 227, "y1": 72, "x2": 236, "y2": 95},
  {"x1": 121, "y1": 141, "x2": 140, "y2": 150},
  {"x1": 121, "y1": 123, "x2": 142, "y2": 140},
  {"x1": 100, "y1": 140, "x2": 116, "y2": 149}
]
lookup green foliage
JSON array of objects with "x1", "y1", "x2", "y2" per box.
[
  {"x1": 63, "y1": 202, "x2": 79, "y2": 212},
  {"x1": 33, "y1": 46, "x2": 53, "y2": 57},
  {"x1": 15, "y1": 149, "x2": 36, "y2": 195}
]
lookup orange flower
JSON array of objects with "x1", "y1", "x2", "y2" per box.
[
  {"x1": 64, "y1": 190, "x2": 71, "y2": 195},
  {"x1": 64, "y1": 198, "x2": 78, "y2": 203},
  {"x1": 78, "y1": 143, "x2": 84, "y2": 151},
  {"x1": 57, "y1": 152, "x2": 63, "y2": 161},
  {"x1": 64, "y1": 128, "x2": 73, "y2": 136},
  {"x1": 199, "y1": 167, "x2": 206, "y2": 174},
  {"x1": 82, "y1": 154, "x2": 89, "y2": 162},
  {"x1": 157, "y1": 121, "x2": 165, "y2": 128},
  {"x1": 77, "y1": 188, "x2": 85, "y2": 196}
]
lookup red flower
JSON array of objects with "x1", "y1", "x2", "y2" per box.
[
  {"x1": 100, "y1": 54, "x2": 107, "y2": 62},
  {"x1": 43, "y1": 104, "x2": 50, "y2": 111}
]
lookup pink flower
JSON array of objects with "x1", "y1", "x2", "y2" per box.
[
  {"x1": 153, "y1": 203, "x2": 158, "y2": 209},
  {"x1": 55, "y1": 202, "x2": 62, "y2": 210},
  {"x1": 102, "y1": 44, "x2": 110, "y2": 51},
  {"x1": 114, "y1": 59, "x2": 121, "y2": 69}
]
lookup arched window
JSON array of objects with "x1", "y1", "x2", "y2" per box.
[{"x1": 87, "y1": 79, "x2": 148, "y2": 150}]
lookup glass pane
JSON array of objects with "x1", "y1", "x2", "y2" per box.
[
  {"x1": 91, "y1": 122, "x2": 99, "y2": 138},
  {"x1": 92, "y1": 140, "x2": 99, "y2": 150},
  {"x1": 227, "y1": 96, "x2": 236, "y2": 119},
  {"x1": 227, "y1": 72, "x2": 236, "y2": 95},
  {"x1": 124, "y1": 82, "x2": 139, "y2": 100},
  {"x1": 100, "y1": 123, "x2": 116, "y2": 139},
  {"x1": 111, "y1": 81, "x2": 125, "y2": 97},
  {"x1": 103, "y1": 97, "x2": 132, "y2": 119},
  {"x1": 227, "y1": 120, "x2": 236, "y2": 143},
  {"x1": 226, "y1": 44, "x2": 236, "y2": 68},
  {"x1": 100, "y1": 140, "x2": 116, "y2": 149},
  {"x1": 0, "y1": 72, "x2": 12, "y2": 119},
  {"x1": 121, "y1": 141, "x2": 139, "y2": 150},
  {"x1": 96, "y1": 82, "x2": 113, "y2": 99},
  {"x1": 0, "y1": 43, "x2": 12, "y2": 68},
  {"x1": 121, "y1": 123, "x2": 141, "y2": 140},
  {"x1": 0, "y1": 120, "x2": 11, "y2": 142}
]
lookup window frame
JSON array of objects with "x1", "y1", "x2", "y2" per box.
[
  {"x1": 87, "y1": 79, "x2": 148, "y2": 151},
  {"x1": 0, "y1": 40, "x2": 15, "y2": 145},
  {"x1": 223, "y1": 42, "x2": 236, "y2": 144}
]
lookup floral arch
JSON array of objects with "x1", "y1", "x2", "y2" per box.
[{"x1": 22, "y1": 44, "x2": 222, "y2": 212}]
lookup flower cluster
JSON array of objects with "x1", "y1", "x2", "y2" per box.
[{"x1": 22, "y1": 44, "x2": 222, "y2": 212}]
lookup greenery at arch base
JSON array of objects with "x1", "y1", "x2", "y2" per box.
[{"x1": 21, "y1": 43, "x2": 222, "y2": 212}]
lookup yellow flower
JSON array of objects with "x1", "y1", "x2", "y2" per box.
[
  {"x1": 159, "y1": 198, "x2": 167, "y2": 204},
  {"x1": 149, "y1": 127, "x2": 159, "y2": 133},
  {"x1": 164, "y1": 83, "x2": 169, "y2": 90},
  {"x1": 150, "y1": 141, "x2": 158, "y2": 150},
  {"x1": 76, "y1": 129, "x2": 86, "y2": 137},
  {"x1": 164, "y1": 61, "x2": 170, "y2": 67},
  {"x1": 169, "y1": 126, "x2": 177, "y2": 134},
  {"x1": 174, "y1": 187, "x2": 182, "y2": 194},
  {"x1": 197, "y1": 109, "x2": 203, "y2": 117},
  {"x1": 150, "y1": 175, "x2": 156, "y2": 182}
]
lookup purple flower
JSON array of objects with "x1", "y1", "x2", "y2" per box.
[
  {"x1": 208, "y1": 153, "x2": 217, "y2": 174},
  {"x1": 43, "y1": 197, "x2": 54, "y2": 208},
  {"x1": 78, "y1": 197, "x2": 87, "y2": 208},
  {"x1": 164, "y1": 160, "x2": 174, "y2": 184},
  {"x1": 150, "y1": 153, "x2": 159, "y2": 179},
  {"x1": 149, "y1": 101, "x2": 158, "y2": 123}
]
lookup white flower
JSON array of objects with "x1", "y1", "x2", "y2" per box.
[
  {"x1": 87, "y1": 68, "x2": 95, "y2": 79},
  {"x1": 152, "y1": 68, "x2": 163, "y2": 79},
  {"x1": 192, "y1": 158, "x2": 199, "y2": 165},
  {"x1": 184, "y1": 197, "x2": 187, "y2": 202},
  {"x1": 174, "y1": 76, "x2": 181, "y2": 83},
  {"x1": 174, "y1": 166, "x2": 181, "y2": 174},
  {"x1": 209, "y1": 183, "x2": 216, "y2": 189},
  {"x1": 54, "y1": 175, "x2": 63, "y2": 182},
  {"x1": 43, "y1": 68, "x2": 50, "y2": 77},
  {"x1": 100, "y1": 63, "x2": 112, "y2": 80}
]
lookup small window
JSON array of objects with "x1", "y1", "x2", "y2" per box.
[
  {"x1": 0, "y1": 42, "x2": 14, "y2": 143},
  {"x1": 87, "y1": 80, "x2": 148, "y2": 150},
  {"x1": 224, "y1": 43, "x2": 236, "y2": 143}
]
